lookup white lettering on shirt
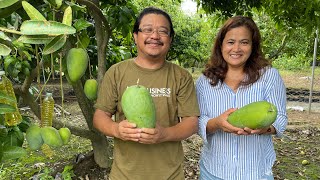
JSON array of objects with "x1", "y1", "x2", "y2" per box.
[{"x1": 148, "y1": 88, "x2": 171, "y2": 97}]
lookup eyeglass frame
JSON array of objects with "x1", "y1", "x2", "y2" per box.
[{"x1": 137, "y1": 27, "x2": 171, "y2": 37}]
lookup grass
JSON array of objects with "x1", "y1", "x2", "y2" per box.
[{"x1": 273, "y1": 129, "x2": 320, "y2": 179}]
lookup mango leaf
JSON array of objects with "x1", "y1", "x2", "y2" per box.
[
  {"x1": 0, "y1": 44, "x2": 11, "y2": 56},
  {"x1": 62, "y1": 6, "x2": 72, "y2": 26},
  {"x1": 0, "y1": 125, "x2": 8, "y2": 138},
  {"x1": 17, "y1": 35, "x2": 54, "y2": 44},
  {"x1": 78, "y1": 32, "x2": 90, "y2": 49},
  {"x1": 47, "y1": 0, "x2": 62, "y2": 9},
  {"x1": 4, "y1": 56, "x2": 16, "y2": 72},
  {"x1": 73, "y1": 18, "x2": 93, "y2": 32},
  {"x1": 0, "y1": 92, "x2": 16, "y2": 104},
  {"x1": 0, "y1": 146, "x2": 27, "y2": 161},
  {"x1": 43, "y1": 35, "x2": 66, "y2": 55},
  {"x1": 20, "y1": 20, "x2": 76, "y2": 35},
  {"x1": 55, "y1": 0, "x2": 62, "y2": 9},
  {"x1": 0, "y1": 31, "x2": 11, "y2": 41},
  {"x1": 0, "y1": 104, "x2": 16, "y2": 114},
  {"x1": 0, "y1": 0, "x2": 19, "y2": 9},
  {"x1": 22, "y1": 1, "x2": 47, "y2": 21}
]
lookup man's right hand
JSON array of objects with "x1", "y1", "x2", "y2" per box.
[{"x1": 115, "y1": 120, "x2": 142, "y2": 142}]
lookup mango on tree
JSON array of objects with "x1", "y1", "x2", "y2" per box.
[
  {"x1": 26, "y1": 125, "x2": 43, "y2": 150},
  {"x1": 121, "y1": 83, "x2": 156, "y2": 128},
  {"x1": 41, "y1": 127, "x2": 63, "y2": 148},
  {"x1": 84, "y1": 79, "x2": 98, "y2": 100},
  {"x1": 59, "y1": 127, "x2": 71, "y2": 144},
  {"x1": 227, "y1": 101, "x2": 277, "y2": 129},
  {"x1": 66, "y1": 48, "x2": 89, "y2": 83}
]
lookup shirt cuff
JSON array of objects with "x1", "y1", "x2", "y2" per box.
[{"x1": 198, "y1": 115, "x2": 211, "y2": 144}]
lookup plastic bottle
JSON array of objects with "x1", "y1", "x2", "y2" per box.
[
  {"x1": 0, "y1": 71, "x2": 22, "y2": 126},
  {"x1": 41, "y1": 92, "x2": 55, "y2": 127}
]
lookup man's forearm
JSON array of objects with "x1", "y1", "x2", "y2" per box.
[
  {"x1": 93, "y1": 109, "x2": 118, "y2": 137},
  {"x1": 163, "y1": 116, "x2": 198, "y2": 142}
]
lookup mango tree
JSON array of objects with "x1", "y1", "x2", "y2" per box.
[{"x1": 0, "y1": 0, "x2": 136, "y2": 168}]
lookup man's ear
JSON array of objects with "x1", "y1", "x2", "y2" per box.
[{"x1": 133, "y1": 33, "x2": 138, "y2": 44}]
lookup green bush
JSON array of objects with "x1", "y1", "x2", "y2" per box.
[{"x1": 272, "y1": 54, "x2": 311, "y2": 70}]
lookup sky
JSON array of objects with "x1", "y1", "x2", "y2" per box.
[{"x1": 180, "y1": 0, "x2": 197, "y2": 15}]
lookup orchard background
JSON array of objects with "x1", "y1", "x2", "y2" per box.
[{"x1": 0, "y1": 0, "x2": 319, "y2": 179}]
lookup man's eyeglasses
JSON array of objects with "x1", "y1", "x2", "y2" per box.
[{"x1": 138, "y1": 27, "x2": 170, "y2": 37}]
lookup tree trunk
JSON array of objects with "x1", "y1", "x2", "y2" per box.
[
  {"x1": 70, "y1": 78, "x2": 112, "y2": 168},
  {"x1": 76, "y1": 0, "x2": 112, "y2": 168}
]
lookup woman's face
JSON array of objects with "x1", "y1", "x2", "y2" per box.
[{"x1": 221, "y1": 26, "x2": 252, "y2": 69}]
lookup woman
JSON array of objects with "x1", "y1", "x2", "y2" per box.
[{"x1": 196, "y1": 16, "x2": 287, "y2": 180}]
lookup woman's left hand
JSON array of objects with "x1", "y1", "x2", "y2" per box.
[{"x1": 244, "y1": 126, "x2": 275, "y2": 135}]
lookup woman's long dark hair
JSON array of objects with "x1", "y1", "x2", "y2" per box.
[{"x1": 203, "y1": 16, "x2": 271, "y2": 86}]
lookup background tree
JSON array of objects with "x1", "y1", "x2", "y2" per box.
[{"x1": 198, "y1": 0, "x2": 320, "y2": 55}]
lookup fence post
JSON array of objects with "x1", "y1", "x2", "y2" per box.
[{"x1": 308, "y1": 28, "x2": 318, "y2": 114}]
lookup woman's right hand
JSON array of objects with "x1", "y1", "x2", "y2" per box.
[{"x1": 207, "y1": 108, "x2": 248, "y2": 135}]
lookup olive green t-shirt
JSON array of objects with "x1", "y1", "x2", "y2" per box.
[{"x1": 94, "y1": 59, "x2": 200, "y2": 180}]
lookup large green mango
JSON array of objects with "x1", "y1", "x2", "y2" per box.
[
  {"x1": 227, "y1": 101, "x2": 277, "y2": 129},
  {"x1": 26, "y1": 125, "x2": 43, "y2": 150},
  {"x1": 66, "y1": 48, "x2": 89, "y2": 83},
  {"x1": 41, "y1": 127, "x2": 63, "y2": 147},
  {"x1": 121, "y1": 85, "x2": 156, "y2": 128}
]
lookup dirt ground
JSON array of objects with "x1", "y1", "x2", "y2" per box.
[{"x1": 33, "y1": 80, "x2": 320, "y2": 179}]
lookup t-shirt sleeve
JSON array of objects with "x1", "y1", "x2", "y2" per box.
[
  {"x1": 94, "y1": 67, "x2": 118, "y2": 115},
  {"x1": 177, "y1": 71, "x2": 200, "y2": 117}
]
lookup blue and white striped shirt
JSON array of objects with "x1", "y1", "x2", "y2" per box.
[{"x1": 196, "y1": 67, "x2": 287, "y2": 180}]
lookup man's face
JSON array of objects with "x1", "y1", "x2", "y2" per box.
[{"x1": 133, "y1": 14, "x2": 172, "y2": 60}]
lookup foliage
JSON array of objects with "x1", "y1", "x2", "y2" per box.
[
  {"x1": 253, "y1": 12, "x2": 312, "y2": 60},
  {"x1": 197, "y1": 0, "x2": 262, "y2": 17},
  {"x1": 272, "y1": 53, "x2": 311, "y2": 70},
  {"x1": 198, "y1": 0, "x2": 320, "y2": 35},
  {"x1": 132, "y1": 0, "x2": 216, "y2": 66}
]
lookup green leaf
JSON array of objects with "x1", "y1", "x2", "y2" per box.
[
  {"x1": 55, "y1": 0, "x2": 62, "y2": 9},
  {"x1": 73, "y1": 18, "x2": 93, "y2": 32},
  {"x1": 0, "y1": 31, "x2": 11, "y2": 41},
  {"x1": 0, "y1": 92, "x2": 16, "y2": 104},
  {"x1": 4, "y1": 56, "x2": 16, "y2": 72},
  {"x1": 0, "y1": 146, "x2": 27, "y2": 161},
  {"x1": 20, "y1": 20, "x2": 76, "y2": 35},
  {"x1": 0, "y1": 104, "x2": 16, "y2": 114},
  {"x1": 62, "y1": 6, "x2": 73, "y2": 26},
  {"x1": 43, "y1": 35, "x2": 66, "y2": 55},
  {"x1": 0, "y1": 127, "x2": 24, "y2": 146},
  {"x1": 78, "y1": 32, "x2": 90, "y2": 49},
  {"x1": 22, "y1": 1, "x2": 47, "y2": 21},
  {"x1": 0, "y1": 0, "x2": 19, "y2": 9},
  {"x1": 0, "y1": 44, "x2": 11, "y2": 56},
  {"x1": 0, "y1": 125, "x2": 8, "y2": 138},
  {"x1": 17, "y1": 35, "x2": 54, "y2": 44}
]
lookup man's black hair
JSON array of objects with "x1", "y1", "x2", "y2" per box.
[{"x1": 133, "y1": 7, "x2": 175, "y2": 38}]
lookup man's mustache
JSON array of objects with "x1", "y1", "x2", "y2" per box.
[{"x1": 145, "y1": 40, "x2": 164, "y2": 46}]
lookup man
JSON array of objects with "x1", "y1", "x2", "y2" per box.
[{"x1": 93, "y1": 7, "x2": 199, "y2": 180}]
